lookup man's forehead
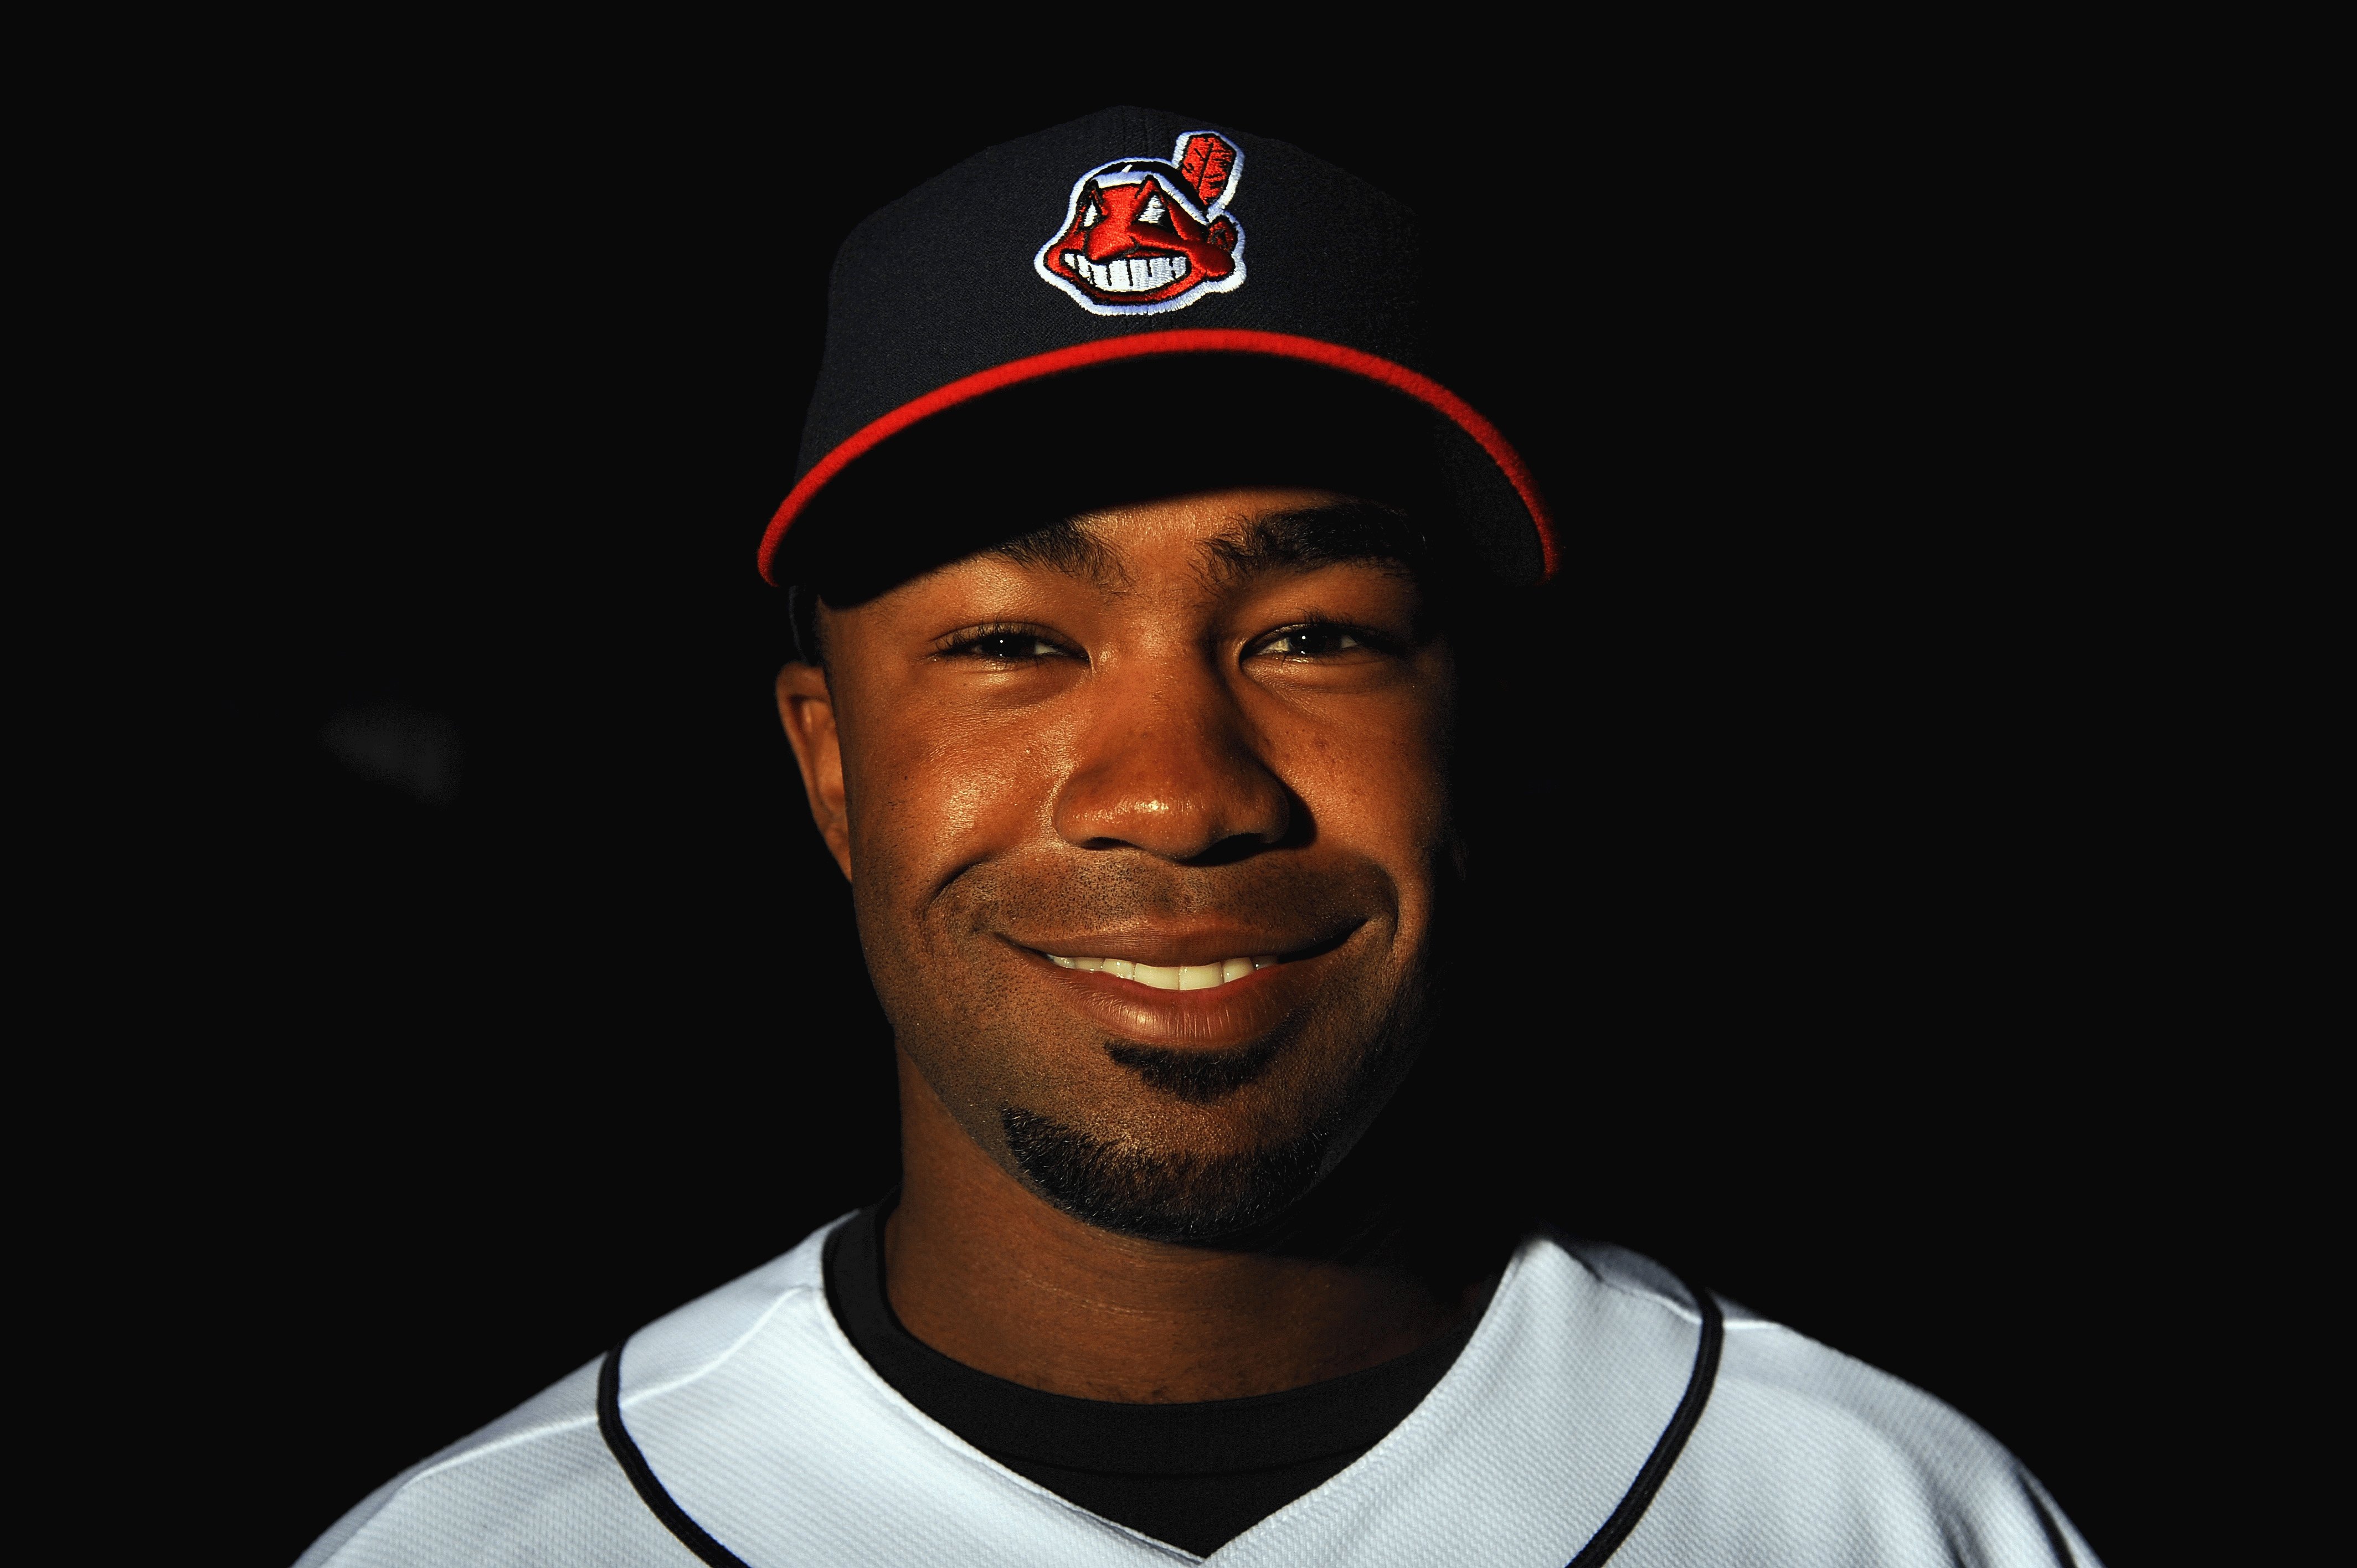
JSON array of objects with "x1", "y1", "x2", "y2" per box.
[{"x1": 979, "y1": 492, "x2": 1427, "y2": 592}]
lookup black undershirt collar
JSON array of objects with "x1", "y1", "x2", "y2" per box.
[{"x1": 822, "y1": 1198, "x2": 1494, "y2": 1557}]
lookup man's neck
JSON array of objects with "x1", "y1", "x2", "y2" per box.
[{"x1": 883, "y1": 1051, "x2": 1471, "y2": 1404}]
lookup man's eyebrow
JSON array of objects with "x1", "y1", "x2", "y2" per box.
[
  {"x1": 985, "y1": 517, "x2": 1127, "y2": 589},
  {"x1": 1200, "y1": 501, "x2": 1429, "y2": 583}
]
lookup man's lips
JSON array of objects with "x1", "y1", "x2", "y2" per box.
[
  {"x1": 1007, "y1": 921, "x2": 1355, "y2": 975},
  {"x1": 999, "y1": 925, "x2": 1363, "y2": 1048}
]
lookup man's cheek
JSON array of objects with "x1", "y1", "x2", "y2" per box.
[
  {"x1": 1295, "y1": 744, "x2": 1452, "y2": 862},
  {"x1": 853, "y1": 730, "x2": 1044, "y2": 895}
]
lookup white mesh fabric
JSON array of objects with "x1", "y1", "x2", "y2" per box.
[
  {"x1": 294, "y1": 1361, "x2": 701, "y2": 1567},
  {"x1": 1609, "y1": 1304, "x2": 2106, "y2": 1568}
]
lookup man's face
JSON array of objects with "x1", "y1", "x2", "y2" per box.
[{"x1": 784, "y1": 489, "x2": 1458, "y2": 1241}]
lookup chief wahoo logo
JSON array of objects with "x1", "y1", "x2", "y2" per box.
[{"x1": 1033, "y1": 131, "x2": 1246, "y2": 315}]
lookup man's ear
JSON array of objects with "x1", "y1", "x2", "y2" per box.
[{"x1": 775, "y1": 662, "x2": 853, "y2": 881}]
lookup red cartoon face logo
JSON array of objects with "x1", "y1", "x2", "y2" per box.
[{"x1": 1033, "y1": 131, "x2": 1246, "y2": 315}]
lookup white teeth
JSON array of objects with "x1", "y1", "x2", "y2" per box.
[
  {"x1": 1045, "y1": 953, "x2": 1279, "y2": 991},
  {"x1": 1071, "y1": 252, "x2": 1186, "y2": 293}
]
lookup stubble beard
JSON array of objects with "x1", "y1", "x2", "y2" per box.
[{"x1": 996, "y1": 984, "x2": 1430, "y2": 1245}]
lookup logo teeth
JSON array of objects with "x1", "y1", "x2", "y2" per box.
[{"x1": 1074, "y1": 254, "x2": 1188, "y2": 294}]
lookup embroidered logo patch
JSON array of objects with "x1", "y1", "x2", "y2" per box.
[{"x1": 1033, "y1": 131, "x2": 1246, "y2": 315}]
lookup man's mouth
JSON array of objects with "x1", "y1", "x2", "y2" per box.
[
  {"x1": 1062, "y1": 251, "x2": 1189, "y2": 293},
  {"x1": 1045, "y1": 953, "x2": 1276, "y2": 991}
]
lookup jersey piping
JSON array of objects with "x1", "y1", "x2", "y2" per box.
[
  {"x1": 1565, "y1": 1270, "x2": 1723, "y2": 1566},
  {"x1": 599, "y1": 1340, "x2": 753, "y2": 1568}
]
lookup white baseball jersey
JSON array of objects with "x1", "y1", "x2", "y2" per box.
[{"x1": 297, "y1": 1218, "x2": 2101, "y2": 1566}]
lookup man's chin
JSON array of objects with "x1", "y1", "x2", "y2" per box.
[{"x1": 999, "y1": 1105, "x2": 1331, "y2": 1245}]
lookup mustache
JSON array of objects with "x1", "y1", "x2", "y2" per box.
[{"x1": 939, "y1": 849, "x2": 1395, "y2": 941}]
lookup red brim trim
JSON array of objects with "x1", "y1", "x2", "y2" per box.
[{"x1": 756, "y1": 328, "x2": 1558, "y2": 585}]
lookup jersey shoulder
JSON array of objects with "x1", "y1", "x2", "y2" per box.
[
  {"x1": 293, "y1": 1219, "x2": 843, "y2": 1568},
  {"x1": 1555, "y1": 1239, "x2": 2104, "y2": 1568},
  {"x1": 291, "y1": 1356, "x2": 696, "y2": 1568}
]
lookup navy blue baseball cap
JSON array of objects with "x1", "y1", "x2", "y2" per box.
[{"x1": 760, "y1": 106, "x2": 1556, "y2": 592}]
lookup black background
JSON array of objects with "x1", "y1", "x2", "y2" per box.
[{"x1": 130, "y1": 46, "x2": 2220, "y2": 1567}]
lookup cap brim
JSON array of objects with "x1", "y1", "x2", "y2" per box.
[{"x1": 758, "y1": 329, "x2": 1556, "y2": 589}]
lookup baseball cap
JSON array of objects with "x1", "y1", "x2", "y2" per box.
[{"x1": 760, "y1": 105, "x2": 1556, "y2": 597}]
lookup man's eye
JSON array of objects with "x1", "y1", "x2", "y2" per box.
[
  {"x1": 1256, "y1": 626, "x2": 1366, "y2": 658},
  {"x1": 950, "y1": 632, "x2": 1066, "y2": 661}
]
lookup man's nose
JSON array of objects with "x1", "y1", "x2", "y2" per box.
[{"x1": 1052, "y1": 662, "x2": 1292, "y2": 862}]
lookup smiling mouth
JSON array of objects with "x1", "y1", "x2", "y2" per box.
[
  {"x1": 1063, "y1": 251, "x2": 1190, "y2": 293},
  {"x1": 1046, "y1": 953, "x2": 1277, "y2": 991}
]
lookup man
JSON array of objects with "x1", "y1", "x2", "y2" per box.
[{"x1": 300, "y1": 107, "x2": 2100, "y2": 1566}]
